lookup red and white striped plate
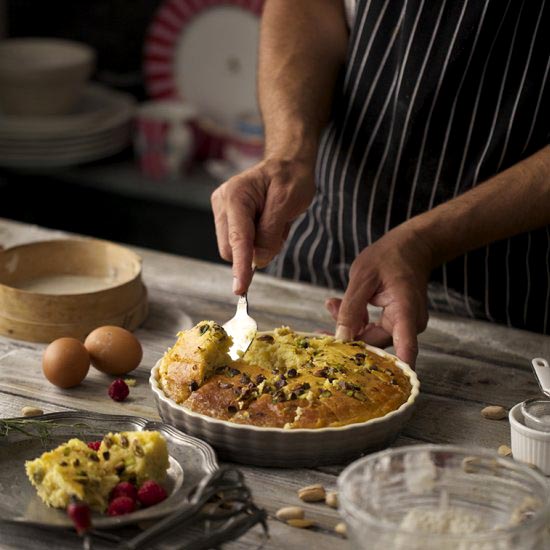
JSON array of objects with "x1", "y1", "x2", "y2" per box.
[{"x1": 144, "y1": 0, "x2": 264, "y2": 157}]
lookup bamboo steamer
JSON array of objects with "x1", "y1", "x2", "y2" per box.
[{"x1": 0, "y1": 238, "x2": 148, "y2": 342}]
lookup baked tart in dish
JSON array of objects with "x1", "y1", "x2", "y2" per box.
[{"x1": 156, "y1": 321, "x2": 412, "y2": 429}]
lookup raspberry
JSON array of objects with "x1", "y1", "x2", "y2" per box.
[
  {"x1": 67, "y1": 499, "x2": 91, "y2": 534},
  {"x1": 110, "y1": 481, "x2": 138, "y2": 502},
  {"x1": 137, "y1": 481, "x2": 168, "y2": 507},
  {"x1": 108, "y1": 378, "x2": 129, "y2": 401},
  {"x1": 87, "y1": 441, "x2": 101, "y2": 451},
  {"x1": 107, "y1": 496, "x2": 135, "y2": 516}
]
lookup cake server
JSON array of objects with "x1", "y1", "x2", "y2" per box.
[{"x1": 223, "y1": 269, "x2": 257, "y2": 360}]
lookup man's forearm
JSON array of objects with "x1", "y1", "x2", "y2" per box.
[
  {"x1": 408, "y1": 146, "x2": 550, "y2": 267},
  {"x1": 259, "y1": 0, "x2": 348, "y2": 162}
]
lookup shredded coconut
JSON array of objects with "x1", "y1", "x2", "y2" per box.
[{"x1": 399, "y1": 507, "x2": 488, "y2": 535}]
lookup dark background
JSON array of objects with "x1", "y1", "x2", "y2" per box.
[{"x1": 0, "y1": 0, "x2": 222, "y2": 263}]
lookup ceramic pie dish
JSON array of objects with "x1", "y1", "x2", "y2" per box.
[{"x1": 149, "y1": 331, "x2": 420, "y2": 467}]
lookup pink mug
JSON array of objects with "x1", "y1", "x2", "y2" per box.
[{"x1": 134, "y1": 101, "x2": 197, "y2": 180}]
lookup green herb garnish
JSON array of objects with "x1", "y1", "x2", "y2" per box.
[{"x1": 0, "y1": 419, "x2": 91, "y2": 446}]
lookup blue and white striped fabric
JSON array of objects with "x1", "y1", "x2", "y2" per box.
[{"x1": 272, "y1": 0, "x2": 550, "y2": 333}]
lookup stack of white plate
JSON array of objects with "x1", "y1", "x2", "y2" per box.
[{"x1": 0, "y1": 84, "x2": 136, "y2": 168}]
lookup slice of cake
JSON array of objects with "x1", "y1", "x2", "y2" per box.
[
  {"x1": 25, "y1": 438, "x2": 119, "y2": 511},
  {"x1": 157, "y1": 321, "x2": 232, "y2": 403},
  {"x1": 98, "y1": 431, "x2": 169, "y2": 485}
]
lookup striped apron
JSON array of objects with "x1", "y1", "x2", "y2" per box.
[{"x1": 272, "y1": 0, "x2": 550, "y2": 333}]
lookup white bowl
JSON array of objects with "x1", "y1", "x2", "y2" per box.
[
  {"x1": 149, "y1": 335, "x2": 420, "y2": 467},
  {"x1": 0, "y1": 38, "x2": 95, "y2": 116},
  {"x1": 510, "y1": 402, "x2": 550, "y2": 475}
]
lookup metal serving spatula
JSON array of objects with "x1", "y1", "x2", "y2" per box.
[{"x1": 223, "y1": 271, "x2": 257, "y2": 360}]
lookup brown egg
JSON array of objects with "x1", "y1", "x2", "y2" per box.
[
  {"x1": 84, "y1": 326, "x2": 142, "y2": 375},
  {"x1": 42, "y1": 338, "x2": 90, "y2": 388}
]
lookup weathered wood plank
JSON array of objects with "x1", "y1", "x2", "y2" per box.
[
  {"x1": 0, "y1": 518, "x2": 345, "y2": 550},
  {"x1": 226, "y1": 520, "x2": 347, "y2": 550},
  {"x1": 0, "y1": 349, "x2": 161, "y2": 420},
  {"x1": 0, "y1": 390, "x2": 74, "y2": 418},
  {"x1": 312, "y1": 394, "x2": 513, "y2": 480},
  {"x1": 415, "y1": 348, "x2": 538, "y2": 407},
  {"x1": 0, "y1": 524, "x2": 87, "y2": 550},
  {"x1": 403, "y1": 392, "x2": 511, "y2": 449}
]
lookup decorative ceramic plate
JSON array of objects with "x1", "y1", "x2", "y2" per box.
[
  {"x1": 0, "y1": 84, "x2": 135, "y2": 137},
  {"x1": 0, "y1": 411, "x2": 218, "y2": 529},
  {"x1": 150, "y1": 332, "x2": 420, "y2": 467},
  {"x1": 144, "y1": 0, "x2": 263, "y2": 132},
  {"x1": 0, "y1": 84, "x2": 135, "y2": 168}
]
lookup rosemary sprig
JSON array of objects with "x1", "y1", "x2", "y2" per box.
[{"x1": 0, "y1": 419, "x2": 93, "y2": 446}]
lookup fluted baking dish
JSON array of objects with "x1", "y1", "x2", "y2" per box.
[{"x1": 149, "y1": 333, "x2": 420, "y2": 467}]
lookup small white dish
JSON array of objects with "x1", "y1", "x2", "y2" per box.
[{"x1": 509, "y1": 402, "x2": 550, "y2": 475}]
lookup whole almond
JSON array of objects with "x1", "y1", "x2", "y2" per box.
[
  {"x1": 21, "y1": 406, "x2": 43, "y2": 417},
  {"x1": 276, "y1": 506, "x2": 305, "y2": 521},
  {"x1": 334, "y1": 522, "x2": 347, "y2": 537},
  {"x1": 287, "y1": 518, "x2": 315, "y2": 529},
  {"x1": 325, "y1": 491, "x2": 339, "y2": 508},
  {"x1": 481, "y1": 405, "x2": 507, "y2": 420},
  {"x1": 497, "y1": 444, "x2": 512, "y2": 457},
  {"x1": 298, "y1": 484, "x2": 326, "y2": 502}
]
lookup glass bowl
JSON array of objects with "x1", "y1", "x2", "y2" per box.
[{"x1": 338, "y1": 444, "x2": 550, "y2": 550}]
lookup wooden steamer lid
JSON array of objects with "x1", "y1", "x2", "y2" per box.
[{"x1": 0, "y1": 239, "x2": 148, "y2": 342}]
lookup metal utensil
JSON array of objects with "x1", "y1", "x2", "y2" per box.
[
  {"x1": 223, "y1": 292, "x2": 257, "y2": 361},
  {"x1": 530, "y1": 357, "x2": 550, "y2": 397},
  {"x1": 83, "y1": 467, "x2": 268, "y2": 550},
  {"x1": 520, "y1": 358, "x2": 550, "y2": 432}
]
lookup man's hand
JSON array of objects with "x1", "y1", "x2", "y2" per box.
[
  {"x1": 211, "y1": 157, "x2": 315, "y2": 295},
  {"x1": 326, "y1": 225, "x2": 434, "y2": 368},
  {"x1": 212, "y1": 0, "x2": 347, "y2": 295}
]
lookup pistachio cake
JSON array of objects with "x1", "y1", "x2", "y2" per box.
[
  {"x1": 98, "y1": 431, "x2": 169, "y2": 485},
  {"x1": 25, "y1": 431, "x2": 169, "y2": 511},
  {"x1": 157, "y1": 322, "x2": 412, "y2": 429},
  {"x1": 157, "y1": 320, "x2": 231, "y2": 403},
  {"x1": 25, "y1": 438, "x2": 119, "y2": 511}
]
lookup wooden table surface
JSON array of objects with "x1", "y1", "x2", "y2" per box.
[{"x1": 0, "y1": 217, "x2": 547, "y2": 550}]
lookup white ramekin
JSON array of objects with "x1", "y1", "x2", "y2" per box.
[{"x1": 509, "y1": 402, "x2": 550, "y2": 475}]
